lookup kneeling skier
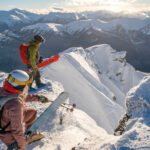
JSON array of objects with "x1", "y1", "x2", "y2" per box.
[{"x1": 0, "y1": 70, "x2": 49, "y2": 150}]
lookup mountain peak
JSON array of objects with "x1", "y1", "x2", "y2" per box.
[{"x1": 0, "y1": 44, "x2": 147, "y2": 149}]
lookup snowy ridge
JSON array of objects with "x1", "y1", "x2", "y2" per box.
[
  {"x1": 0, "y1": 44, "x2": 147, "y2": 149},
  {"x1": 126, "y1": 76, "x2": 150, "y2": 117},
  {"x1": 73, "y1": 59, "x2": 150, "y2": 150},
  {"x1": 1, "y1": 8, "x2": 150, "y2": 28},
  {"x1": 21, "y1": 23, "x2": 62, "y2": 34},
  {"x1": 107, "y1": 75, "x2": 150, "y2": 149},
  {"x1": 40, "y1": 44, "x2": 145, "y2": 133},
  {"x1": 62, "y1": 18, "x2": 150, "y2": 34},
  {"x1": 42, "y1": 12, "x2": 79, "y2": 23},
  {"x1": 19, "y1": 18, "x2": 150, "y2": 36},
  {"x1": 0, "y1": 9, "x2": 42, "y2": 27}
]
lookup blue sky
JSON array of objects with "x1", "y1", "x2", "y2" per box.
[{"x1": 0, "y1": 0, "x2": 150, "y2": 11}]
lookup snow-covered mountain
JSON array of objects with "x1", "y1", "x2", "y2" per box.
[
  {"x1": 76, "y1": 74, "x2": 150, "y2": 150},
  {"x1": 1, "y1": 8, "x2": 150, "y2": 72},
  {"x1": 42, "y1": 12, "x2": 79, "y2": 24},
  {"x1": 20, "y1": 23, "x2": 62, "y2": 35},
  {"x1": 0, "y1": 44, "x2": 148, "y2": 150},
  {"x1": 1, "y1": 8, "x2": 150, "y2": 33},
  {"x1": 19, "y1": 18, "x2": 150, "y2": 35},
  {"x1": 0, "y1": 9, "x2": 42, "y2": 31}
]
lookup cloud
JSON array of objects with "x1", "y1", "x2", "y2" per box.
[
  {"x1": 62, "y1": 0, "x2": 135, "y2": 6},
  {"x1": 52, "y1": 0, "x2": 150, "y2": 12},
  {"x1": 27, "y1": 0, "x2": 150, "y2": 13}
]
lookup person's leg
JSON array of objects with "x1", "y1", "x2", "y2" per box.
[
  {"x1": 0, "y1": 133, "x2": 16, "y2": 148},
  {"x1": 23, "y1": 108, "x2": 44, "y2": 144},
  {"x1": 34, "y1": 70, "x2": 42, "y2": 87},
  {"x1": 26, "y1": 65, "x2": 34, "y2": 88},
  {"x1": 23, "y1": 108, "x2": 37, "y2": 131}
]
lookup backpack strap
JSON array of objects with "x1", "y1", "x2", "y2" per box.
[
  {"x1": 27, "y1": 45, "x2": 30, "y2": 63},
  {"x1": 27, "y1": 44, "x2": 37, "y2": 64}
]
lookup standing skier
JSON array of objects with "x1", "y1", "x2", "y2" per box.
[
  {"x1": 27, "y1": 35, "x2": 45, "y2": 88},
  {"x1": 0, "y1": 70, "x2": 49, "y2": 150}
]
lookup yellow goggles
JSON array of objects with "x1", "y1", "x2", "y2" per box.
[{"x1": 8, "y1": 76, "x2": 33, "y2": 85}]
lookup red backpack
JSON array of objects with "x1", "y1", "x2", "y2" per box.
[{"x1": 19, "y1": 44, "x2": 30, "y2": 64}]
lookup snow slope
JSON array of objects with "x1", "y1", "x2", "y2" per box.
[
  {"x1": 43, "y1": 45, "x2": 143, "y2": 133},
  {"x1": 0, "y1": 44, "x2": 147, "y2": 150},
  {"x1": 76, "y1": 75, "x2": 150, "y2": 150},
  {"x1": 41, "y1": 44, "x2": 144, "y2": 134},
  {"x1": 113, "y1": 76, "x2": 150, "y2": 149}
]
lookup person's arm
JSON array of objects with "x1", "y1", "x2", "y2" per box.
[
  {"x1": 9, "y1": 101, "x2": 26, "y2": 149},
  {"x1": 25, "y1": 94, "x2": 39, "y2": 102},
  {"x1": 28, "y1": 46, "x2": 38, "y2": 71},
  {"x1": 25, "y1": 94, "x2": 50, "y2": 103}
]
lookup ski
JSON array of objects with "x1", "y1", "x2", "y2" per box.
[{"x1": 7, "y1": 92, "x2": 69, "y2": 150}]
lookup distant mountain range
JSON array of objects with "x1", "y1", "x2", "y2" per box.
[{"x1": 1, "y1": 8, "x2": 150, "y2": 72}]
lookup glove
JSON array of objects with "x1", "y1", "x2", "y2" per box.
[
  {"x1": 28, "y1": 68, "x2": 33, "y2": 73},
  {"x1": 37, "y1": 95, "x2": 50, "y2": 103}
]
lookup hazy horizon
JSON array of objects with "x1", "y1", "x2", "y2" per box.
[{"x1": 1, "y1": 0, "x2": 150, "y2": 13}]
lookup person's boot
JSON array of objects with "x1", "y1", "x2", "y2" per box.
[
  {"x1": 37, "y1": 83, "x2": 47, "y2": 88},
  {"x1": 26, "y1": 132, "x2": 45, "y2": 144}
]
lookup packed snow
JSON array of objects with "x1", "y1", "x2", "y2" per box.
[{"x1": 0, "y1": 44, "x2": 149, "y2": 150}]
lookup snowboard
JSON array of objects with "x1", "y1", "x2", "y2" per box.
[
  {"x1": 7, "y1": 92, "x2": 69, "y2": 150},
  {"x1": 37, "y1": 55, "x2": 59, "y2": 69}
]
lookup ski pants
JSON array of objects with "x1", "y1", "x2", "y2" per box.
[
  {"x1": 0, "y1": 108, "x2": 37, "y2": 149},
  {"x1": 27, "y1": 65, "x2": 42, "y2": 87}
]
